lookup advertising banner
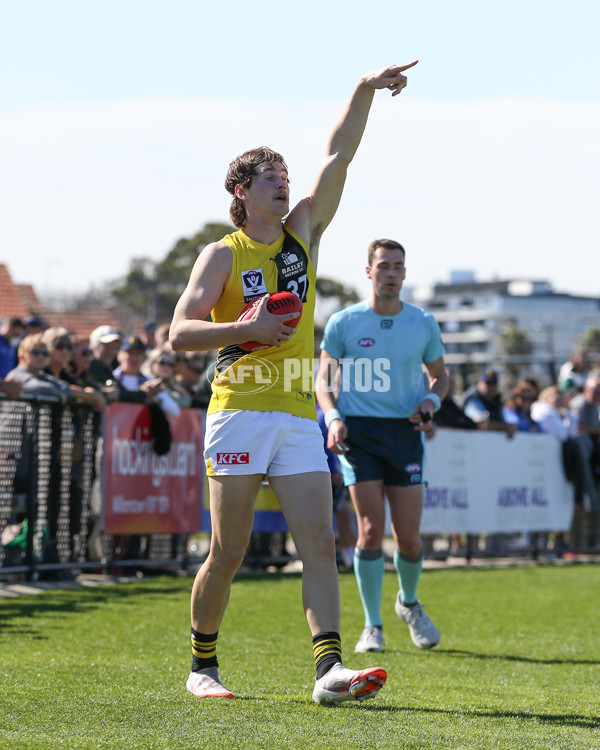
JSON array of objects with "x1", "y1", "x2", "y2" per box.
[
  {"x1": 421, "y1": 430, "x2": 573, "y2": 533},
  {"x1": 103, "y1": 404, "x2": 204, "y2": 534}
]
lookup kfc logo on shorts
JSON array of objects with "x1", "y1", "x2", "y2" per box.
[
  {"x1": 217, "y1": 452, "x2": 250, "y2": 465},
  {"x1": 357, "y1": 337, "x2": 376, "y2": 347}
]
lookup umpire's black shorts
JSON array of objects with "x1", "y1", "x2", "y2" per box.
[{"x1": 340, "y1": 416, "x2": 424, "y2": 487}]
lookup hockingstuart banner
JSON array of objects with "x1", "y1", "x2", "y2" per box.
[{"x1": 102, "y1": 404, "x2": 204, "y2": 534}]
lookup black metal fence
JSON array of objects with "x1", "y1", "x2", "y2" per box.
[{"x1": 0, "y1": 395, "x2": 184, "y2": 581}]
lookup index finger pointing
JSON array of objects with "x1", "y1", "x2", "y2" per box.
[{"x1": 396, "y1": 60, "x2": 419, "y2": 73}]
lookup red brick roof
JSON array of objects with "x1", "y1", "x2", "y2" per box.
[
  {"x1": 0, "y1": 264, "x2": 44, "y2": 319},
  {"x1": 0, "y1": 263, "x2": 119, "y2": 336},
  {"x1": 49, "y1": 309, "x2": 120, "y2": 337}
]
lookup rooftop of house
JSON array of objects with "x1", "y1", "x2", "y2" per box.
[{"x1": 0, "y1": 263, "x2": 119, "y2": 336}]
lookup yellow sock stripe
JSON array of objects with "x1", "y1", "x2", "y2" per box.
[
  {"x1": 313, "y1": 640, "x2": 342, "y2": 662},
  {"x1": 191, "y1": 636, "x2": 218, "y2": 659}
]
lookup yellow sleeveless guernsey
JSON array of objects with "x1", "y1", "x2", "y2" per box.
[{"x1": 208, "y1": 226, "x2": 317, "y2": 421}]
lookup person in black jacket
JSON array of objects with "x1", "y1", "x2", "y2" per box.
[{"x1": 433, "y1": 368, "x2": 478, "y2": 431}]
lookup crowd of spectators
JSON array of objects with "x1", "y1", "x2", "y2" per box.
[
  {"x1": 1, "y1": 312, "x2": 599, "y2": 574},
  {"x1": 432, "y1": 351, "x2": 600, "y2": 554}
]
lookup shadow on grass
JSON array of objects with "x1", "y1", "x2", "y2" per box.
[
  {"x1": 397, "y1": 705, "x2": 600, "y2": 730},
  {"x1": 0, "y1": 570, "x2": 300, "y2": 639},
  {"x1": 222, "y1": 695, "x2": 600, "y2": 729},
  {"x1": 0, "y1": 581, "x2": 183, "y2": 638},
  {"x1": 435, "y1": 648, "x2": 600, "y2": 666}
]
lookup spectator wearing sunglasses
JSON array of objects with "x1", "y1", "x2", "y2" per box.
[
  {"x1": 41, "y1": 327, "x2": 105, "y2": 412},
  {"x1": 113, "y1": 336, "x2": 180, "y2": 418},
  {"x1": 68, "y1": 334, "x2": 98, "y2": 385},
  {"x1": 502, "y1": 380, "x2": 541, "y2": 434},
  {"x1": 174, "y1": 351, "x2": 213, "y2": 409},
  {"x1": 6, "y1": 333, "x2": 72, "y2": 401},
  {"x1": 146, "y1": 346, "x2": 189, "y2": 412}
]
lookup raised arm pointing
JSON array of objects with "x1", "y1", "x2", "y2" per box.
[{"x1": 286, "y1": 61, "x2": 418, "y2": 264}]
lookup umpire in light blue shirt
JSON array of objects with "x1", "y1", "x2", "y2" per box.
[{"x1": 316, "y1": 238, "x2": 448, "y2": 655}]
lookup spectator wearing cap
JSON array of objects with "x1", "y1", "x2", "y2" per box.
[
  {"x1": 23, "y1": 314, "x2": 46, "y2": 335},
  {"x1": 0, "y1": 317, "x2": 24, "y2": 377},
  {"x1": 114, "y1": 337, "x2": 180, "y2": 418},
  {"x1": 88, "y1": 325, "x2": 122, "y2": 390},
  {"x1": 87, "y1": 326, "x2": 145, "y2": 404},
  {"x1": 462, "y1": 368, "x2": 516, "y2": 438},
  {"x1": 111, "y1": 335, "x2": 167, "y2": 406},
  {"x1": 140, "y1": 320, "x2": 157, "y2": 350}
]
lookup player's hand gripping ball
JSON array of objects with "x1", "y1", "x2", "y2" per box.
[{"x1": 236, "y1": 291, "x2": 303, "y2": 352}]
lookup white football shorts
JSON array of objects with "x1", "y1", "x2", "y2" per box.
[{"x1": 204, "y1": 410, "x2": 329, "y2": 477}]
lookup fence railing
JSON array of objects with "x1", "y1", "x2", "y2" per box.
[{"x1": 0, "y1": 395, "x2": 189, "y2": 581}]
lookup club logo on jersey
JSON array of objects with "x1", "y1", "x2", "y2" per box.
[
  {"x1": 381, "y1": 319, "x2": 393, "y2": 329},
  {"x1": 216, "y1": 452, "x2": 250, "y2": 465},
  {"x1": 357, "y1": 337, "x2": 376, "y2": 347},
  {"x1": 241, "y1": 269, "x2": 268, "y2": 301},
  {"x1": 281, "y1": 251, "x2": 299, "y2": 265}
]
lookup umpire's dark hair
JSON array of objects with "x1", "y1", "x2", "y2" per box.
[
  {"x1": 225, "y1": 147, "x2": 288, "y2": 229},
  {"x1": 367, "y1": 239, "x2": 405, "y2": 266}
]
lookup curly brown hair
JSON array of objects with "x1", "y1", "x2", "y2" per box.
[{"x1": 224, "y1": 147, "x2": 288, "y2": 228}]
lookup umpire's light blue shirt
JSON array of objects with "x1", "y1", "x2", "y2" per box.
[{"x1": 321, "y1": 300, "x2": 445, "y2": 419}]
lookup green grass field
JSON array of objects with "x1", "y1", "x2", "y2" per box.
[{"x1": 1, "y1": 564, "x2": 598, "y2": 749}]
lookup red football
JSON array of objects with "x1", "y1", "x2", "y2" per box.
[{"x1": 236, "y1": 291, "x2": 303, "y2": 352}]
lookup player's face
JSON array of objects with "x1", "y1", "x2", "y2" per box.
[
  {"x1": 242, "y1": 162, "x2": 290, "y2": 218},
  {"x1": 366, "y1": 246, "x2": 406, "y2": 299}
]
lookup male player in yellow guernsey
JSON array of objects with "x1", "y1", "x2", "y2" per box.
[{"x1": 170, "y1": 61, "x2": 417, "y2": 705}]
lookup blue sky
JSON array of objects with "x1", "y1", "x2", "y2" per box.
[{"x1": 1, "y1": 0, "x2": 598, "y2": 301}]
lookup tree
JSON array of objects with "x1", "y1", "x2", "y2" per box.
[
  {"x1": 314, "y1": 277, "x2": 360, "y2": 337},
  {"x1": 316, "y1": 277, "x2": 360, "y2": 307},
  {"x1": 110, "y1": 222, "x2": 234, "y2": 323},
  {"x1": 580, "y1": 325, "x2": 600, "y2": 355},
  {"x1": 498, "y1": 320, "x2": 533, "y2": 378}
]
